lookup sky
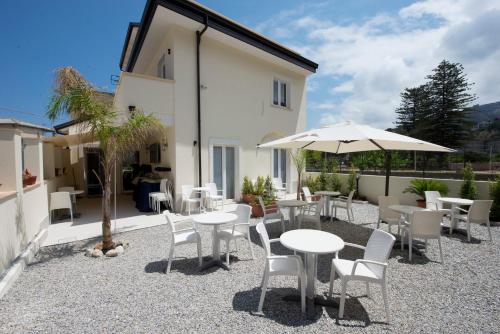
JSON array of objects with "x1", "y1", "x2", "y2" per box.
[{"x1": 1, "y1": 0, "x2": 499, "y2": 129}]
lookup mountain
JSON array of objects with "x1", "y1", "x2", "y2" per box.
[{"x1": 470, "y1": 101, "x2": 500, "y2": 127}]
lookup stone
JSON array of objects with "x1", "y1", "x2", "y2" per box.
[
  {"x1": 84, "y1": 248, "x2": 93, "y2": 257},
  {"x1": 115, "y1": 245, "x2": 124, "y2": 254},
  {"x1": 121, "y1": 241, "x2": 130, "y2": 249},
  {"x1": 105, "y1": 249, "x2": 118, "y2": 257},
  {"x1": 91, "y1": 249, "x2": 103, "y2": 258}
]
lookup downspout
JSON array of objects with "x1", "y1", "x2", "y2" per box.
[{"x1": 196, "y1": 16, "x2": 208, "y2": 187}]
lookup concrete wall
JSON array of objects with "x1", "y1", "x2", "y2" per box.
[{"x1": 305, "y1": 172, "x2": 491, "y2": 205}]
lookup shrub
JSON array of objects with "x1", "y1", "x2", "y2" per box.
[
  {"x1": 242, "y1": 176, "x2": 254, "y2": 195},
  {"x1": 489, "y1": 176, "x2": 500, "y2": 220},
  {"x1": 254, "y1": 176, "x2": 266, "y2": 196},
  {"x1": 404, "y1": 179, "x2": 449, "y2": 199},
  {"x1": 304, "y1": 175, "x2": 319, "y2": 193},
  {"x1": 327, "y1": 173, "x2": 342, "y2": 192},
  {"x1": 264, "y1": 175, "x2": 274, "y2": 197},
  {"x1": 460, "y1": 162, "x2": 478, "y2": 200}
]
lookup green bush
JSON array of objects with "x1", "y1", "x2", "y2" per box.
[
  {"x1": 254, "y1": 176, "x2": 266, "y2": 196},
  {"x1": 404, "y1": 179, "x2": 449, "y2": 199},
  {"x1": 264, "y1": 175, "x2": 274, "y2": 197},
  {"x1": 489, "y1": 176, "x2": 500, "y2": 220},
  {"x1": 327, "y1": 173, "x2": 342, "y2": 192},
  {"x1": 242, "y1": 176, "x2": 254, "y2": 195},
  {"x1": 460, "y1": 162, "x2": 478, "y2": 200},
  {"x1": 304, "y1": 175, "x2": 319, "y2": 193},
  {"x1": 347, "y1": 165, "x2": 356, "y2": 194}
]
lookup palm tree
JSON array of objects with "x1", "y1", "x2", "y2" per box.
[
  {"x1": 47, "y1": 67, "x2": 165, "y2": 251},
  {"x1": 289, "y1": 149, "x2": 306, "y2": 200}
]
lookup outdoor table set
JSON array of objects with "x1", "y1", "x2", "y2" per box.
[{"x1": 277, "y1": 199, "x2": 308, "y2": 225}]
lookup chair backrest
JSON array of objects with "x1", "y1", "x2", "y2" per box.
[
  {"x1": 306, "y1": 196, "x2": 326, "y2": 217},
  {"x1": 181, "y1": 185, "x2": 194, "y2": 200},
  {"x1": 363, "y1": 229, "x2": 396, "y2": 278},
  {"x1": 347, "y1": 190, "x2": 355, "y2": 203},
  {"x1": 468, "y1": 200, "x2": 493, "y2": 223},
  {"x1": 258, "y1": 196, "x2": 267, "y2": 215},
  {"x1": 205, "y1": 182, "x2": 218, "y2": 197},
  {"x1": 58, "y1": 186, "x2": 74, "y2": 192},
  {"x1": 410, "y1": 210, "x2": 443, "y2": 237},
  {"x1": 302, "y1": 187, "x2": 312, "y2": 202},
  {"x1": 233, "y1": 204, "x2": 252, "y2": 233},
  {"x1": 378, "y1": 196, "x2": 400, "y2": 220},
  {"x1": 256, "y1": 222, "x2": 271, "y2": 257},
  {"x1": 50, "y1": 192, "x2": 72, "y2": 211},
  {"x1": 160, "y1": 178, "x2": 168, "y2": 193},
  {"x1": 163, "y1": 210, "x2": 177, "y2": 232},
  {"x1": 272, "y1": 178, "x2": 283, "y2": 189},
  {"x1": 424, "y1": 191, "x2": 442, "y2": 210}
]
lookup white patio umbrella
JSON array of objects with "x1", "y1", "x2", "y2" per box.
[{"x1": 257, "y1": 122, "x2": 454, "y2": 195}]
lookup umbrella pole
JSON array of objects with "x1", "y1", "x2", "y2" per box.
[{"x1": 384, "y1": 152, "x2": 392, "y2": 196}]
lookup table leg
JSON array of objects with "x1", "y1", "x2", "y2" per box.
[
  {"x1": 200, "y1": 225, "x2": 229, "y2": 271},
  {"x1": 325, "y1": 196, "x2": 330, "y2": 218},
  {"x1": 283, "y1": 252, "x2": 337, "y2": 319},
  {"x1": 289, "y1": 207, "x2": 295, "y2": 226}
]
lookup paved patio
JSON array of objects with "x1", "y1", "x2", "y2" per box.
[{"x1": 1, "y1": 203, "x2": 499, "y2": 333}]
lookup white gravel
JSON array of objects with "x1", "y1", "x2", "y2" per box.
[{"x1": 0, "y1": 203, "x2": 499, "y2": 333}]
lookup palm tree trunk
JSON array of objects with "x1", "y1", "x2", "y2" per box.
[
  {"x1": 102, "y1": 168, "x2": 113, "y2": 250},
  {"x1": 296, "y1": 173, "x2": 301, "y2": 200}
]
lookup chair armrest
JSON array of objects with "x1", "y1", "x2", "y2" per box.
[
  {"x1": 269, "y1": 238, "x2": 281, "y2": 243},
  {"x1": 351, "y1": 259, "x2": 387, "y2": 275},
  {"x1": 217, "y1": 190, "x2": 224, "y2": 193},
  {"x1": 455, "y1": 207, "x2": 469, "y2": 213},
  {"x1": 173, "y1": 227, "x2": 197, "y2": 234},
  {"x1": 344, "y1": 242, "x2": 366, "y2": 250}
]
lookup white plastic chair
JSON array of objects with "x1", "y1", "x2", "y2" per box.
[
  {"x1": 149, "y1": 179, "x2": 167, "y2": 212},
  {"x1": 205, "y1": 182, "x2": 224, "y2": 211},
  {"x1": 331, "y1": 190, "x2": 355, "y2": 223},
  {"x1": 272, "y1": 178, "x2": 286, "y2": 199},
  {"x1": 49, "y1": 192, "x2": 73, "y2": 224},
  {"x1": 456, "y1": 200, "x2": 493, "y2": 242},
  {"x1": 377, "y1": 196, "x2": 403, "y2": 235},
  {"x1": 425, "y1": 191, "x2": 451, "y2": 223},
  {"x1": 217, "y1": 204, "x2": 254, "y2": 266},
  {"x1": 164, "y1": 211, "x2": 202, "y2": 273},
  {"x1": 401, "y1": 210, "x2": 444, "y2": 263},
  {"x1": 302, "y1": 186, "x2": 319, "y2": 213},
  {"x1": 297, "y1": 196, "x2": 325, "y2": 230},
  {"x1": 329, "y1": 229, "x2": 395, "y2": 322},
  {"x1": 181, "y1": 185, "x2": 201, "y2": 215},
  {"x1": 255, "y1": 222, "x2": 305, "y2": 313},
  {"x1": 258, "y1": 196, "x2": 285, "y2": 232}
]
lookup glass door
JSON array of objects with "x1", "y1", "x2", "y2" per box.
[
  {"x1": 273, "y1": 148, "x2": 287, "y2": 185},
  {"x1": 212, "y1": 145, "x2": 236, "y2": 199}
]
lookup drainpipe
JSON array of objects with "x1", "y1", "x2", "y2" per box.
[{"x1": 196, "y1": 16, "x2": 208, "y2": 187}]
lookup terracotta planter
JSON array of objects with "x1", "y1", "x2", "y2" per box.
[
  {"x1": 251, "y1": 202, "x2": 278, "y2": 218},
  {"x1": 416, "y1": 199, "x2": 426, "y2": 208},
  {"x1": 23, "y1": 176, "x2": 37, "y2": 187},
  {"x1": 242, "y1": 194, "x2": 255, "y2": 204}
]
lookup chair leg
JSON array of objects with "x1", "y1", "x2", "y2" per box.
[
  {"x1": 377, "y1": 218, "x2": 380, "y2": 229},
  {"x1": 300, "y1": 273, "x2": 306, "y2": 313},
  {"x1": 188, "y1": 202, "x2": 191, "y2": 216},
  {"x1": 487, "y1": 219, "x2": 492, "y2": 242},
  {"x1": 338, "y1": 279, "x2": 348, "y2": 319},
  {"x1": 258, "y1": 272, "x2": 269, "y2": 312},
  {"x1": 328, "y1": 267, "x2": 336, "y2": 297},
  {"x1": 226, "y1": 240, "x2": 230, "y2": 265},
  {"x1": 248, "y1": 234, "x2": 255, "y2": 260},
  {"x1": 401, "y1": 230, "x2": 404, "y2": 251},
  {"x1": 298, "y1": 217, "x2": 301, "y2": 230},
  {"x1": 409, "y1": 236, "x2": 412, "y2": 262},
  {"x1": 70, "y1": 208, "x2": 73, "y2": 223},
  {"x1": 166, "y1": 244, "x2": 175, "y2": 274},
  {"x1": 366, "y1": 282, "x2": 371, "y2": 298},
  {"x1": 438, "y1": 238, "x2": 444, "y2": 264},
  {"x1": 467, "y1": 221, "x2": 471, "y2": 242},
  {"x1": 381, "y1": 282, "x2": 390, "y2": 323},
  {"x1": 281, "y1": 218, "x2": 286, "y2": 233},
  {"x1": 347, "y1": 208, "x2": 351, "y2": 223},
  {"x1": 424, "y1": 238, "x2": 427, "y2": 251}
]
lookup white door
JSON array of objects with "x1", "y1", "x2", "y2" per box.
[
  {"x1": 212, "y1": 145, "x2": 236, "y2": 199},
  {"x1": 273, "y1": 148, "x2": 287, "y2": 186}
]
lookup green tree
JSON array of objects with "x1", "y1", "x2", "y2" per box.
[
  {"x1": 394, "y1": 85, "x2": 432, "y2": 139},
  {"x1": 489, "y1": 176, "x2": 500, "y2": 221},
  {"x1": 426, "y1": 60, "x2": 476, "y2": 148},
  {"x1": 47, "y1": 67, "x2": 165, "y2": 250},
  {"x1": 460, "y1": 163, "x2": 478, "y2": 199}
]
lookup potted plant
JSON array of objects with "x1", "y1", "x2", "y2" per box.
[
  {"x1": 460, "y1": 162, "x2": 478, "y2": 200},
  {"x1": 241, "y1": 176, "x2": 255, "y2": 204},
  {"x1": 22, "y1": 169, "x2": 37, "y2": 187},
  {"x1": 404, "y1": 179, "x2": 449, "y2": 207}
]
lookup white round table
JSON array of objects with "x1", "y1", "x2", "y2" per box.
[
  {"x1": 277, "y1": 200, "x2": 308, "y2": 227},
  {"x1": 315, "y1": 191, "x2": 341, "y2": 217},
  {"x1": 69, "y1": 189, "x2": 84, "y2": 216},
  {"x1": 193, "y1": 212, "x2": 237, "y2": 271},
  {"x1": 280, "y1": 229, "x2": 345, "y2": 317},
  {"x1": 388, "y1": 204, "x2": 425, "y2": 217},
  {"x1": 437, "y1": 197, "x2": 473, "y2": 231}
]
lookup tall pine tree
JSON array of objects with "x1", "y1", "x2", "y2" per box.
[
  {"x1": 395, "y1": 84, "x2": 432, "y2": 140},
  {"x1": 426, "y1": 60, "x2": 476, "y2": 148}
]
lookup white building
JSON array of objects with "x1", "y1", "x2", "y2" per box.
[{"x1": 53, "y1": 0, "x2": 317, "y2": 210}]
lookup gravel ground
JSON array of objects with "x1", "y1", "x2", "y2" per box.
[{"x1": 1, "y1": 203, "x2": 499, "y2": 333}]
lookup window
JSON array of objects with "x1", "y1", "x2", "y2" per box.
[
  {"x1": 157, "y1": 55, "x2": 166, "y2": 79},
  {"x1": 149, "y1": 143, "x2": 161, "y2": 163},
  {"x1": 272, "y1": 78, "x2": 290, "y2": 108}
]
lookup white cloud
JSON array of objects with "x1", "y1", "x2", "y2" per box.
[{"x1": 256, "y1": 0, "x2": 500, "y2": 129}]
